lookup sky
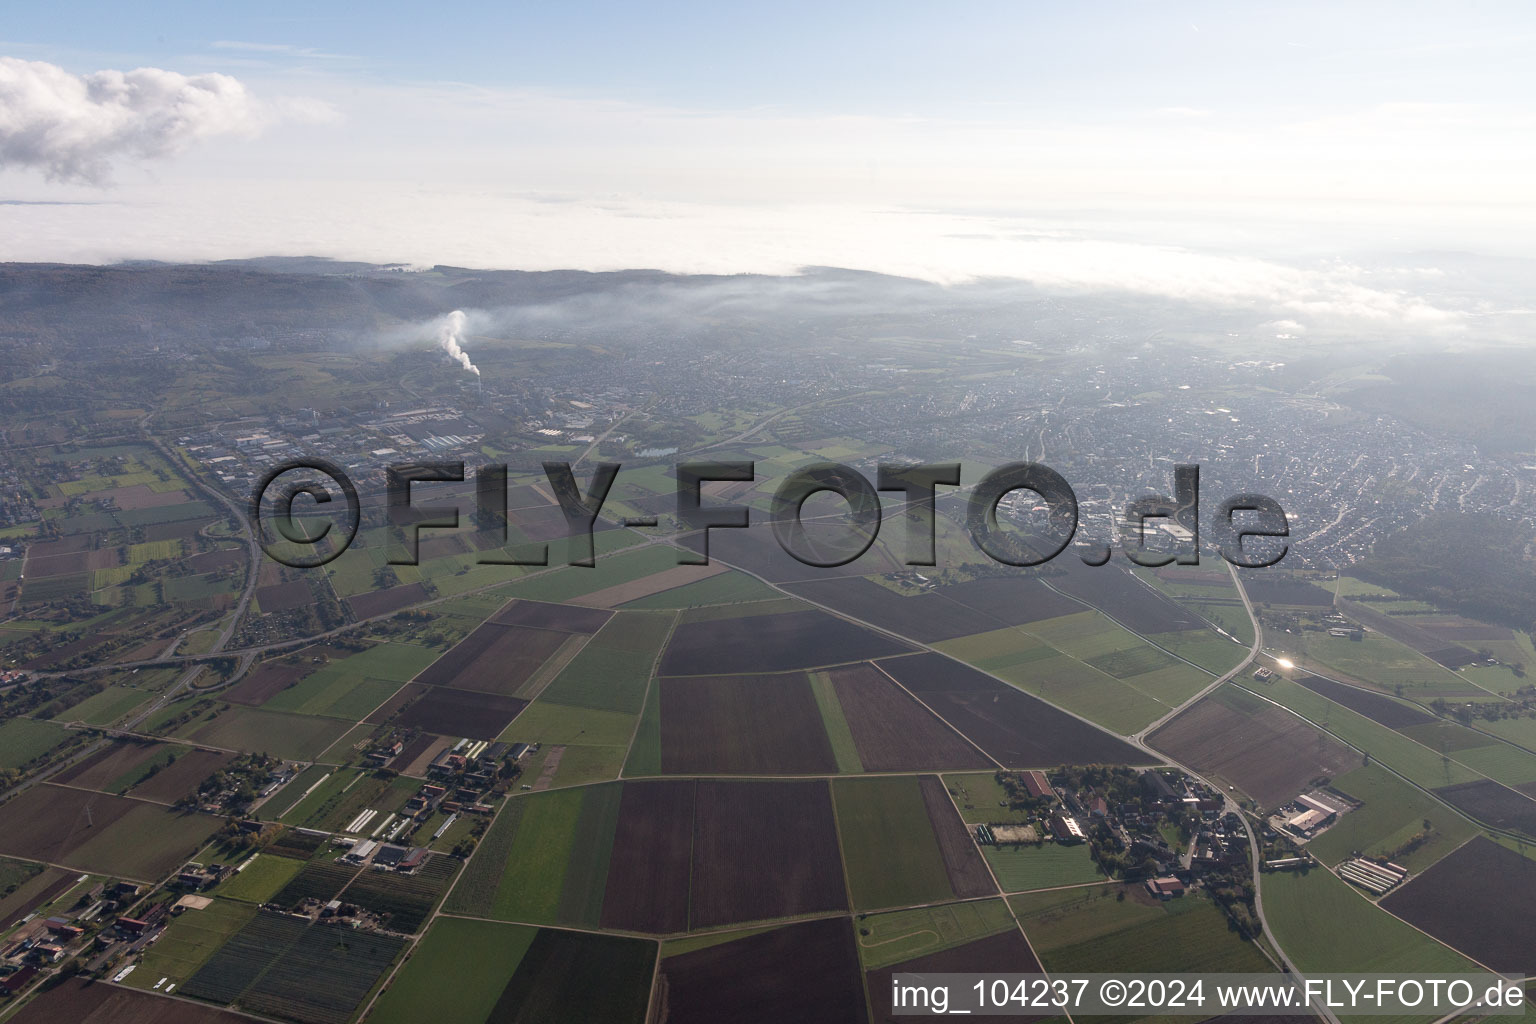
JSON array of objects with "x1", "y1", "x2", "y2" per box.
[{"x1": 1, "y1": 2, "x2": 1533, "y2": 329}]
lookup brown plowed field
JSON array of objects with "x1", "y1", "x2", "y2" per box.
[
  {"x1": 347, "y1": 582, "x2": 429, "y2": 619},
  {"x1": 659, "y1": 608, "x2": 911, "y2": 675},
  {"x1": 932, "y1": 576, "x2": 1085, "y2": 627},
  {"x1": 364, "y1": 682, "x2": 427, "y2": 724},
  {"x1": 688, "y1": 779, "x2": 847, "y2": 930},
  {"x1": 225, "y1": 660, "x2": 311, "y2": 706},
  {"x1": 865, "y1": 929, "x2": 1047, "y2": 1024},
  {"x1": 879, "y1": 654, "x2": 1148, "y2": 768},
  {"x1": 1294, "y1": 675, "x2": 1435, "y2": 730},
  {"x1": 53, "y1": 739, "x2": 166, "y2": 790},
  {"x1": 490, "y1": 599, "x2": 613, "y2": 633},
  {"x1": 918, "y1": 774, "x2": 997, "y2": 898},
  {"x1": 392, "y1": 688, "x2": 527, "y2": 740},
  {"x1": 416, "y1": 622, "x2": 570, "y2": 694},
  {"x1": 255, "y1": 580, "x2": 311, "y2": 613},
  {"x1": 131, "y1": 749, "x2": 233, "y2": 803},
  {"x1": 659, "y1": 916, "x2": 867, "y2": 1024},
  {"x1": 601, "y1": 779, "x2": 695, "y2": 934},
  {"x1": 1049, "y1": 562, "x2": 1199, "y2": 633},
  {"x1": 659, "y1": 673, "x2": 837, "y2": 774},
  {"x1": 1430, "y1": 779, "x2": 1536, "y2": 836},
  {"x1": 784, "y1": 577, "x2": 989, "y2": 643},
  {"x1": 1148, "y1": 687, "x2": 1358, "y2": 808},
  {"x1": 831, "y1": 663, "x2": 991, "y2": 771},
  {"x1": 1381, "y1": 836, "x2": 1536, "y2": 974},
  {"x1": 9, "y1": 977, "x2": 260, "y2": 1024}
]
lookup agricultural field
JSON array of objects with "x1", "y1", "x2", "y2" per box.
[
  {"x1": 865, "y1": 928, "x2": 1044, "y2": 1024},
  {"x1": 1303, "y1": 764, "x2": 1479, "y2": 871},
  {"x1": 369, "y1": 918, "x2": 538, "y2": 1024},
  {"x1": 416, "y1": 621, "x2": 572, "y2": 695},
  {"x1": 854, "y1": 898, "x2": 1018, "y2": 971},
  {"x1": 535, "y1": 609, "x2": 672, "y2": 714},
  {"x1": 343, "y1": 854, "x2": 459, "y2": 933},
  {"x1": 447, "y1": 783, "x2": 620, "y2": 928},
  {"x1": 1261, "y1": 867, "x2": 1477, "y2": 977},
  {"x1": 0, "y1": 783, "x2": 218, "y2": 880},
  {"x1": 1147, "y1": 684, "x2": 1360, "y2": 809},
  {"x1": 0, "y1": 717, "x2": 71, "y2": 771},
  {"x1": 943, "y1": 772, "x2": 1042, "y2": 825},
  {"x1": 1380, "y1": 837, "x2": 1536, "y2": 974},
  {"x1": 9, "y1": 977, "x2": 256, "y2": 1024},
  {"x1": 1010, "y1": 884, "x2": 1270, "y2": 973},
  {"x1": 834, "y1": 775, "x2": 956, "y2": 910},
  {"x1": 878, "y1": 653, "x2": 1150, "y2": 768},
  {"x1": 658, "y1": 672, "x2": 838, "y2": 774},
  {"x1": 465, "y1": 926, "x2": 654, "y2": 1024},
  {"x1": 826, "y1": 662, "x2": 990, "y2": 771},
  {"x1": 983, "y1": 841, "x2": 1105, "y2": 892},
  {"x1": 1429, "y1": 779, "x2": 1536, "y2": 837},
  {"x1": 186, "y1": 706, "x2": 354, "y2": 761},
  {"x1": 658, "y1": 606, "x2": 911, "y2": 675},
  {"x1": 659, "y1": 916, "x2": 867, "y2": 1024},
  {"x1": 215, "y1": 853, "x2": 304, "y2": 903},
  {"x1": 125, "y1": 897, "x2": 256, "y2": 992},
  {"x1": 392, "y1": 686, "x2": 528, "y2": 740}
]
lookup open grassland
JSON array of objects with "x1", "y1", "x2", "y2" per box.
[
  {"x1": 125, "y1": 898, "x2": 255, "y2": 992},
  {"x1": 983, "y1": 841, "x2": 1105, "y2": 892},
  {"x1": 536, "y1": 609, "x2": 672, "y2": 714},
  {"x1": 1011, "y1": 884, "x2": 1270, "y2": 974},
  {"x1": 215, "y1": 854, "x2": 304, "y2": 904},
  {"x1": 856, "y1": 898, "x2": 1018, "y2": 970},
  {"x1": 1304, "y1": 764, "x2": 1479, "y2": 871},
  {"x1": 942, "y1": 772, "x2": 1039, "y2": 825},
  {"x1": 368, "y1": 918, "x2": 538, "y2": 1024},
  {"x1": 833, "y1": 776, "x2": 954, "y2": 911},
  {"x1": 1261, "y1": 867, "x2": 1476, "y2": 976}
]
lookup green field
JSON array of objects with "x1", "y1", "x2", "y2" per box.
[
  {"x1": 833, "y1": 776, "x2": 954, "y2": 910},
  {"x1": 1261, "y1": 867, "x2": 1476, "y2": 976},
  {"x1": 57, "y1": 684, "x2": 153, "y2": 725},
  {"x1": 942, "y1": 772, "x2": 1039, "y2": 825},
  {"x1": 1255, "y1": 678, "x2": 1481, "y2": 790},
  {"x1": 983, "y1": 842, "x2": 1105, "y2": 892},
  {"x1": 368, "y1": 917, "x2": 539, "y2": 1024},
  {"x1": 537, "y1": 610, "x2": 673, "y2": 714},
  {"x1": 810, "y1": 671, "x2": 863, "y2": 773},
  {"x1": 1304, "y1": 764, "x2": 1479, "y2": 872},
  {"x1": 937, "y1": 624, "x2": 1169, "y2": 734},
  {"x1": 856, "y1": 898, "x2": 1019, "y2": 970},
  {"x1": 623, "y1": 679, "x2": 663, "y2": 776},
  {"x1": 1011, "y1": 884, "x2": 1270, "y2": 973},
  {"x1": 447, "y1": 784, "x2": 621, "y2": 926},
  {"x1": 216, "y1": 854, "x2": 304, "y2": 903},
  {"x1": 1288, "y1": 630, "x2": 1486, "y2": 700},
  {"x1": 124, "y1": 898, "x2": 256, "y2": 991},
  {"x1": 499, "y1": 544, "x2": 679, "y2": 603},
  {"x1": 260, "y1": 643, "x2": 438, "y2": 719},
  {"x1": 188, "y1": 706, "x2": 353, "y2": 761},
  {"x1": 620, "y1": 570, "x2": 780, "y2": 609},
  {"x1": 0, "y1": 718, "x2": 70, "y2": 770},
  {"x1": 500, "y1": 700, "x2": 637, "y2": 747}
]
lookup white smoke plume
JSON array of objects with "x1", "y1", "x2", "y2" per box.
[
  {"x1": 436, "y1": 310, "x2": 480, "y2": 376},
  {"x1": 0, "y1": 57, "x2": 264, "y2": 184}
]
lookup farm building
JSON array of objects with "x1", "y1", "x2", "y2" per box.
[
  {"x1": 1146, "y1": 876, "x2": 1186, "y2": 899},
  {"x1": 1285, "y1": 808, "x2": 1331, "y2": 835},
  {"x1": 1140, "y1": 770, "x2": 1177, "y2": 802},
  {"x1": 1022, "y1": 771, "x2": 1052, "y2": 799},
  {"x1": 1339, "y1": 858, "x2": 1407, "y2": 895},
  {"x1": 1050, "y1": 814, "x2": 1086, "y2": 844}
]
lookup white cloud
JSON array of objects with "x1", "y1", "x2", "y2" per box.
[{"x1": 0, "y1": 57, "x2": 265, "y2": 183}]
